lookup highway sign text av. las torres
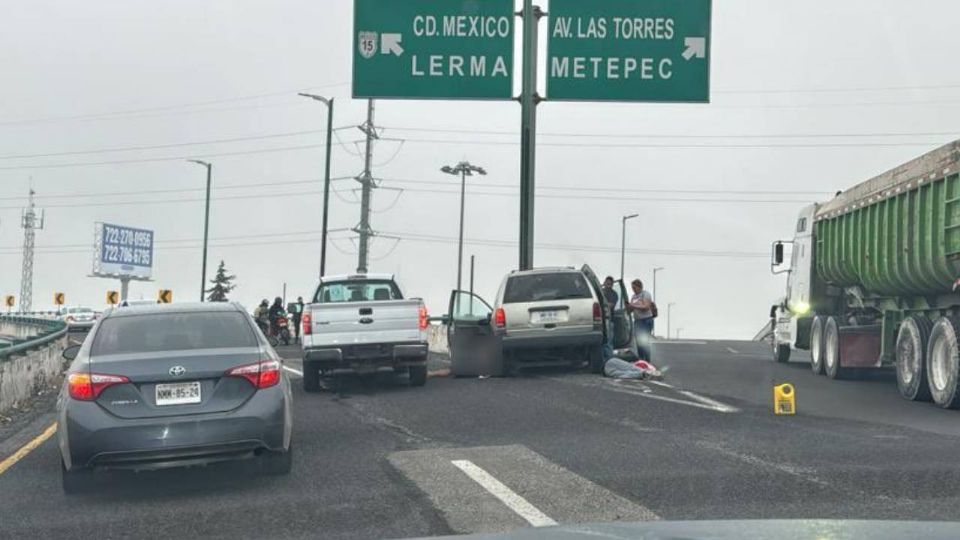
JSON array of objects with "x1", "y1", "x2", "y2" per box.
[
  {"x1": 353, "y1": 0, "x2": 515, "y2": 100},
  {"x1": 547, "y1": 0, "x2": 711, "y2": 102}
]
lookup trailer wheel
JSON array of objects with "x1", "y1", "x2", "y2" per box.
[
  {"x1": 926, "y1": 317, "x2": 960, "y2": 409},
  {"x1": 810, "y1": 316, "x2": 826, "y2": 375},
  {"x1": 824, "y1": 316, "x2": 847, "y2": 380},
  {"x1": 896, "y1": 316, "x2": 933, "y2": 401}
]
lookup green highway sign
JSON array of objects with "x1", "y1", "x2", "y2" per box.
[
  {"x1": 546, "y1": 0, "x2": 711, "y2": 102},
  {"x1": 352, "y1": 0, "x2": 515, "y2": 100}
]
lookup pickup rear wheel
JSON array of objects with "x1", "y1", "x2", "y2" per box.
[
  {"x1": 409, "y1": 364, "x2": 427, "y2": 387},
  {"x1": 896, "y1": 316, "x2": 933, "y2": 401},
  {"x1": 302, "y1": 361, "x2": 320, "y2": 393},
  {"x1": 926, "y1": 317, "x2": 960, "y2": 409}
]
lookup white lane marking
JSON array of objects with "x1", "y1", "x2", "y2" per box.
[
  {"x1": 283, "y1": 365, "x2": 303, "y2": 377},
  {"x1": 726, "y1": 347, "x2": 740, "y2": 354},
  {"x1": 554, "y1": 377, "x2": 739, "y2": 414},
  {"x1": 450, "y1": 459, "x2": 558, "y2": 528}
]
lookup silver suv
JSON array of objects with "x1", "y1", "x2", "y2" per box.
[{"x1": 446, "y1": 265, "x2": 635, "y2": 376}]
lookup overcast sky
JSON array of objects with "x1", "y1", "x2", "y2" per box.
[{"x1": 1, "y1": 0, "x2": 957, "y2": 339}]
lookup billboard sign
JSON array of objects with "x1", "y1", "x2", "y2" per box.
[{"x1": 93, "y1": 223, "x2": 154, "y2": 279}]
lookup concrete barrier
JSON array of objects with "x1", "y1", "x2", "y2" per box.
[
  {"x1": 428, "y1": 323, "x2": 449, "y2": 355},
  {"x1": 0, "y1": 316, "x2": 69, "y2": 415},
  {"x1": 0, "y1": 336, "x2": 67, "y2": 413}
]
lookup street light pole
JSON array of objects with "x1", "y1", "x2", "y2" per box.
[
  {"x1": 298, "y1": 93, "x2": 335, "y2": 278},
  {"x1": 652, "y1": 266, "x2": 665, "y2": 301},
  {"x1": 620, "y1": 214, "x2": 639, "y2": 282},
  {"x1": 442, "y1": 161, "x2": 487, "y2": 294},
  {"x1": 188, "y1": 160, "x2": 212, "y2": 302}
]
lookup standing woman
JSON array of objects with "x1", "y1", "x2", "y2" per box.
[{"x1": 629, "y1": 279, "x2": 655, "y2": 361}]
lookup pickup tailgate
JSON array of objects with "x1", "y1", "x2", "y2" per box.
[{"x1": 307, "y1": 299, "x2": 423, "y2": 346}]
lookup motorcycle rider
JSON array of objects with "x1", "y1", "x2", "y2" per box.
[
  {"x1": 268, "y1": 297, "x2": 285, "y2": 336},
  {"x1": 254, "y1": 299, "x2": 270, "y2": 334}
]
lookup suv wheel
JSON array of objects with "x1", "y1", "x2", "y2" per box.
[{"x1": 409, "y1": 364, "x2": 427, "y2": 386}]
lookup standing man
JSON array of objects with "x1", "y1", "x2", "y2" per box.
[
  {"x1": 291, "y1": 296, "x2": 305, "y2": 344},
  {"x1": 601, "y1": 276, "x2": 619, "y2": 360},
  {"x1": 629, "y1": 279, "x2": 655, "y2": 361}
]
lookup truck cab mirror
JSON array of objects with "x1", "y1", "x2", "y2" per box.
[{"x1": 774, "y1": 242, "x2": 785, "y2": 265}]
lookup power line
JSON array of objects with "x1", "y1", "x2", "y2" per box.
[
  {"x1": 0, "y1": 140, "x2": 367, "y2": 171},
  {"x1": 381, "y1": 137, "x2": 949, "y2": 149},
  {"x1": 0, "y1": 228, "x2": 767, "y2": 260},
  {"x1": 0, "y1": 176, "x2": 829, "y2": 204},
  {"x1": 0, "y1": 82, "x2": 349, "y2": 127},
  {"x1": 0, "y1": 128, "x2": 331, "y2": 160},
  {"x1": 384, "y1": 126, "x2": 960, "y2": 140},
  {"x1": 713, "y1": 82, "x2": 960, "y2": 94}
]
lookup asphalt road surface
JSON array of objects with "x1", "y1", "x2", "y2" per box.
[{"x1": 3, "y1": 339, "x2": 960, "y2": 539}]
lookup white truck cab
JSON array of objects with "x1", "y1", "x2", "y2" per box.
[{"x1": 770, "y1": 204, "x2": 818, "y2": 362}]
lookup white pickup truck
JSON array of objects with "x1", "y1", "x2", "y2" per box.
[{"x1": 300, "y1": 273, "x2": 429, "y2": 391}]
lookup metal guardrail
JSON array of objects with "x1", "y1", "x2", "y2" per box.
[{"x1": 0, "y1": 315, "x2": 68, "y2": 359}]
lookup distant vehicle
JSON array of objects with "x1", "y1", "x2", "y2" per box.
[
  {"x1": 300, "y1": 273, "x2": 429, "y2": 391},
  {"x1": 57, "y1": 302, "x2": 293, "y2": 493},
  {"x1": 770, "y1": 140, "x2": 960, "y2": 408},
  {"x1": 58, "y1": 306, "x2": 97, "y2": 332},
  {"x1": 272, "y1": 311, "x2": 292, "y2": 346},
  {"x1": 446, "y1": 265, "x2": 633, "y2": 376}
]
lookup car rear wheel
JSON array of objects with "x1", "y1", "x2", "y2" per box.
[
  {"x1": 810, "y1": 316, "x2": 825, "y2": 375},
  {"x1": 409, "y1": 364, "x2": 427, "y2": 386},
  {"x1": 927, "y1": 317, "x2": 960, "y2": 409},
  {"x1": 61, "y1": 460, "x2": 91, "y2": 495},
  {"x1": 262, "y1": 444, "x2": 293, "y2": 475},
  {"x1": 896, "y1": 316, "x2": 933, "y2": 401},
  {"x1": 302, "y1": 361, "x2": 320, "y2": 392}
]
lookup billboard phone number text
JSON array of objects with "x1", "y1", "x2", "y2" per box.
[{"x1": 101, "y1": 224, "x2": 153, "y2": 267}]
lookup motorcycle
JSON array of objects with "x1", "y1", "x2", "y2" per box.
[{"x1": 271, "y1": 313, "x2": 291, "y2": 346}]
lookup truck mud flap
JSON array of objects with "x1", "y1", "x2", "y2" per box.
[{"x1": 839, "y1": 324, "x2": 882, "y2": 368}]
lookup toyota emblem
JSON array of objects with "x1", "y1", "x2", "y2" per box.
[{"x1": 169, "y1": 365, "x2": 186, "y2": 377}]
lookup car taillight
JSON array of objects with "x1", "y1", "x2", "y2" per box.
[
  {"x1": 418, "y1": 305, "x2": 429, "y2": 330},
  {"x1": 302, "y1": 311, "x2": 312, "y2": 335},
  {"x1": 68, "y1": 372, "x2": 129, "y2": 401},
  {"x1": 593, "y1": 302, "x2": 602, "y2": 325},
  {"x1": 226, "y1": 360, "x2": 281, "y2": 389},
  {"x1": 494, "y1": 308, "x2": 506, "y2": 328}
]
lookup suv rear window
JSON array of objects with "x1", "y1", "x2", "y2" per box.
[
  {"x1": 314, "y1": 280, "x2": 403, "y2": 303},
  {"x1": 91, "y1": 312, "x2": 257, "y2": 356},
  {"x1": 503, "y1": 272, "x2": 593, "y2": 304}
]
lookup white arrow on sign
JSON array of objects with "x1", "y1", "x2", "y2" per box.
[
  {"x1": 682, "y1": 37, "x2": 706, "y2": 60},
  {"x1": 381, "y1": 33, "x2": 404, "y2": 56}
]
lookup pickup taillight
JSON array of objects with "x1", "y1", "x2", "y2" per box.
[
  {"x1": 302, "y1": 311, "x2": 312, "y2": 336},
  {"x1": 418, "y1": 305, "x2": 429, "y2": 330}
]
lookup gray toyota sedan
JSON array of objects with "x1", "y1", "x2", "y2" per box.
[{"x1": 57, "y1": 302, "x2": 293, "y2": 493}]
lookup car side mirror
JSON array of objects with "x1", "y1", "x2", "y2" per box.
[
  {"x1": 773, "y1": 242, "x2": 784, "y2": 265},
  {"x1": 62, "y1": 344, "x2": 80, "y2": 361}
]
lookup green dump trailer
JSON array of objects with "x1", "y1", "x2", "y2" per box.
[{"x1": 771, "y1": 139, "x2": 960, "y2": 408}]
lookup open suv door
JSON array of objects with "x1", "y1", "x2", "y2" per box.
[
  {"x1": 580, "y1": 265, "x2": 637, "y2": 361},
  {"x1": 446, "y1": 290, "x2": 505, "y2": 377}
]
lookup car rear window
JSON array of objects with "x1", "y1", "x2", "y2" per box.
[
  {"x1": 90, "y1": 312, "x2": 257, "y2": 356},
  {"x1": 314, "y1": 280, "x2": 403, "y2": 303},
  {"x1": 503, "y1": 272, "x2": 594, "y2": 304}
]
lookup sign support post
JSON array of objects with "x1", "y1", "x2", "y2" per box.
[{"x1": 519, "y1": 1, "x2": 542, "y2": 271}]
